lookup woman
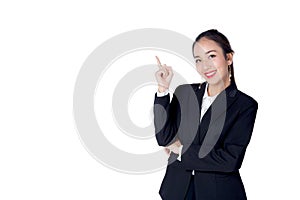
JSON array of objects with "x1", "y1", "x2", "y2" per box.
[{"x1": 154, "y1": 29, "x2": 258, "y2": 200}]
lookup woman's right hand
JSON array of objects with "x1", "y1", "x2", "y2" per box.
[{"x1": 155, "y1": 56, "x2": 173, "y2": 92}]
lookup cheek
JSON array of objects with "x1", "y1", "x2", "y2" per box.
[
  {"x1": 214, "y1": 59, "x2": 228, "y2": 73},
  {"x1": 216, "y1": 65, "x2": 228, "y2": 76},
  {"x1": 196, "y1": 64, "x2": 204, "y2": 74}
]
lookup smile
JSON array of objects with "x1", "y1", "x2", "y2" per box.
[{"x1": 204, "y1": 70, "x2": 217, "y2": 78}]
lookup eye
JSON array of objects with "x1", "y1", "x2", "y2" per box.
[
  {"x1": 208, "y1": 54, "x2": 216, "y2": 59},
  {"x1": 195, "y1": 59, "x2": 201, "y2": 63}
]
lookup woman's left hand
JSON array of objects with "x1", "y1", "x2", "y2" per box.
[{"x1": 164, "y1": 139, "x2": 182, "y2": 155}]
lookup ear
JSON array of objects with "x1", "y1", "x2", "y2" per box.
[{"x1": 226, "y1": 53, "x2": 233, "y2": 65}]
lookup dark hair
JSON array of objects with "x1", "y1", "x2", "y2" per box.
[{"x1": 193, "y1": 29, "x2": 236, "y2": 83}]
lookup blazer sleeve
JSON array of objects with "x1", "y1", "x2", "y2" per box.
[
  {"x1": 153, "y1": 88, "x2": 181, "y2": 147},
  {"x1": 182, "y1": 101, "x2": 258, "y2": 172}
]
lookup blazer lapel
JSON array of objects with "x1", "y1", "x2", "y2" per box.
[
  {"x1": 194, "y1": 82, "x2": 206, "y2": 109},
  {"x1": 190, "y1": 82, "x2": 206, "y2": 144},
  {"x1": 205, "y1": 81, "x2": 239, "y2": 123},
  {"x1": 198, "y1": 81, "x2": 240, "y2": 147}
]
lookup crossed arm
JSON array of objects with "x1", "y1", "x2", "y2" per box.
[{"x1": 154, "y1": 89, "x2": 258, "y2": 172}]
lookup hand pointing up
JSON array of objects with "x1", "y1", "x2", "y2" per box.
[{"x1": 155, "y1": 56, "x2": 174, "y2": 92}]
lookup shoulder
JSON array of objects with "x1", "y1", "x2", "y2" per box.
[
  {"x1": 171, "y1": 83, "x2": 202, "y2": 100},
  {"x1": 175, "y1": 82, "x2": 202, "y2": 92},
  {"x1": 236, "y1": 89, "x2": 258, "y2": 111}
]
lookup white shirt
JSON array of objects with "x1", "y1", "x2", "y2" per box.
[
  {"x1": 156, "y1": 83, "x2": 219, "y2": 175},
  {"x1": 156, "y1": 83, "x2": 219, "y2": 122},
  {"x1": 156, "y1": 89, "x2": 169, "y2": 97},
  {"x1": 200, "y1": 83, "x2": 218, "y2": 122}
]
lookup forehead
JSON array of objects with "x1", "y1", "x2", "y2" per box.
[{"x1": 193, "y1": 37, "x2": 222, "y2": 55}]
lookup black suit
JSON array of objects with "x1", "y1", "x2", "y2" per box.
[{"x1": 154, "y1": 81, "x2": 258, "y2": 200}]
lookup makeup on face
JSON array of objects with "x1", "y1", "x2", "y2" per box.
[{"x1": 193, "y1": 38, "x2": 230, "y2": 86}]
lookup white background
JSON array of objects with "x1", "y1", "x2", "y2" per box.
[{"x1": 1, "y1": 0, "x2": 299, "y2": 199}]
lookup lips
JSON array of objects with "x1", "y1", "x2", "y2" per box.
[{"x1": 204, "y1": 70, "x2": 217, "y2": 78}]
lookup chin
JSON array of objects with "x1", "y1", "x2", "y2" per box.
[
  {"x1": 206, "y1": 79, "x2": 226, "y2": 86},
  {"x1": 205, "y1": 78, "x2": 218, "y2": 85}
]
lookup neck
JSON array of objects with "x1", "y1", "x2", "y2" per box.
[{"x1": 207, "y1": 80, "x2": 231, "y2": 96}]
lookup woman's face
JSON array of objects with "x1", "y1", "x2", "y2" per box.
[{"x1": 193, "y1": 37, "x2": 233, "y2": 86}]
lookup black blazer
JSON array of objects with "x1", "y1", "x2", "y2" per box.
[{"x1": 154, "y1": 81, "x2": 258, "y2": 200}]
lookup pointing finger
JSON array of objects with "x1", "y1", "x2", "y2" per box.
[{"x1": 155, "y1": 56, "x2": 162, "y2": 69}]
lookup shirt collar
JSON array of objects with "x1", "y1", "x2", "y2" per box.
[{"x1": 203, "y1": 83, "x2": 218, "y2": 100}]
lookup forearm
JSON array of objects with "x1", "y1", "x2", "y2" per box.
[
  {"x1": 181, "y1": 144, "x2": 245, "y2": 172},
  {"x1": 153, "y1": 92, "x2": 180, "y2": 146},
  {"x1": 182, "y1": 103, "x2": 258, "y2": 172}
]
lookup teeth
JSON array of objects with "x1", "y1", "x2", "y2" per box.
[{"x1": 206, "y1": 71, "x2": 216, "y2": 76}]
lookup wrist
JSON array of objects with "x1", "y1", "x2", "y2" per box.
[{"x1": 158, "y1": 85, "x2": 168, "y2": 92}]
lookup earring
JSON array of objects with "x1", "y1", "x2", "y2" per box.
[{"x1": 228, "y1": 65, "x2": 232, "y2": 81}]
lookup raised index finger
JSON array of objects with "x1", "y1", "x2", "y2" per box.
[{"x1": 155, "y1": 56, "x2": 162, "y2": 68}]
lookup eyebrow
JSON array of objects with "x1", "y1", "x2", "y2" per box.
[
  {"x1": 194, "y1": 50, "x2": 217, "y2": 58},
  {"x1": 205, "y1": 50, "x2": 217, "y2": 54}
]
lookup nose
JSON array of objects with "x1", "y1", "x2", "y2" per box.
[{"x1": 201, "y1": 58, "x2": 212, "y2": 70}]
